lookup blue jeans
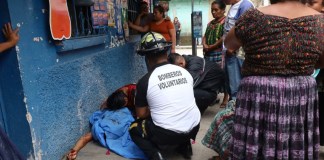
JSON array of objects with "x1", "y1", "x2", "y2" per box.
[{"x1": 225, "y1": 55, "x2": 243, "y2": 99}]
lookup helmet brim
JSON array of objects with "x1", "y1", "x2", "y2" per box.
[{"x1": 137, "y1": 42, "x2": 172, "y2": 56}]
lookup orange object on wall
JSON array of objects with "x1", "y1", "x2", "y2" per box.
[{"x1": 49, "y1": 0, "x2": 72, "y2": 40}]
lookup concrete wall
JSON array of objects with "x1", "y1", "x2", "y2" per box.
[
  {"x1": 168, "y1": 0, "x2": 211, "y2": 37},
  {"x1": 1, "y1": 0, "x2": 146, "y2": 159},
  {"x1": 167, "y1": 0, "x2": 265, "y2": 45}
]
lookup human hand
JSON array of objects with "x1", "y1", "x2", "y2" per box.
[
  {"x1": 203, "y1": 44, "x2": 209, "y2": 52},
  {"x1": 2, "y1": 23, "x2": 19, "y2": 46},
  {"x1": 226, "y1": 49, "x2": 235, "y2": 56},
  {"x1": 140, "y1": 11, "x2": 148, "y2": 17}
]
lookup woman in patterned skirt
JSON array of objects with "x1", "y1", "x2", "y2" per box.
[
  {"x1": 202, "y1": 0, "x2": 229, "y2": 108},
  {"x1": 224, "y1": 0, "x2": 324, "y2": 159},
  {"x1": 201, "y1": 100, "x2": 235, "y2": 160}
]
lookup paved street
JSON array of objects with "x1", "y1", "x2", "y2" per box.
[
  {"x1": 72, "y1": 46, "x2": 324, "y2": 160},
  {"x1": 68, "y1": 94, "x2": 225, "y2": 160}
]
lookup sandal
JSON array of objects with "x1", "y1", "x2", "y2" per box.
[
  {"x1": 66, "y1": 149, "x2": 77, "y2": 160},
  {"x1": 220, "y1": 93, "x2": 229, "y2": 108}
]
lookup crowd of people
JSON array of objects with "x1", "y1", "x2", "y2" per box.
[
  {"x1": 1, "y1": 0, "x2": 323, "y2": 159},
  {"x1": 67, "y1": 0, "x2": 324, "y2": 159}
]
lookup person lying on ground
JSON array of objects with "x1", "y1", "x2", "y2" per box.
[{"x1": 66, "y1": 84, "x2": 144, "y2": 160}]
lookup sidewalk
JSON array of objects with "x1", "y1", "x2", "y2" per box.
[
  {"x1": 67, "y1": 93, "x2": 324, "y2": 159},
  {"x1": 71, "y1": 46, "x2": 324, "y2": 160},
  {"x1": 176, "y1": 45, "x2": 204, "y2": 57},
  {"x1": 72, "y1": 95, "x2": 224, "y2": 160}
]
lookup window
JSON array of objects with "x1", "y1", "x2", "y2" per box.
[
  {"x1": 54, "y1": 0, "x2": 150, "y2": 52},
  {"x1": 66, "y1": 0, "x2": 107, "y2": 37}
]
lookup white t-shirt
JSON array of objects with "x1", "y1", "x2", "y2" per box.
[
  {"x1": 135, "y1": 62, "x2": 201, "y2": 133},
  {"x1": 223, "y1": 0, "x2": 254, "y2": 59},
  {"x1": 224, "y1": 0, "x2": 254, "y2": 34}
]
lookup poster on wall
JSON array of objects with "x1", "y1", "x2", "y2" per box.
[
  {"x1": 121, "y1": 0, "x2": 129, "y2": 41},
  {"x1": 49, "y1": 0, "x2": 72, "y2": 40},
  {"x1": 115, "y1": 0, "x2": 124, "y2": 39},
  {"x1": 91, "y1": 0, "x2": 109, "y2": 28},
  {"x1": 107, "y1": 0, "x2": 115, "y2": 27},
  {"x1": 192, "y1": 11, "x2": 202, "y2": 38}
]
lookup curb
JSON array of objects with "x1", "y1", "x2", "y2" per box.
[{"x1": 176, "y1": 45, "x2": 203, "y2": 49}]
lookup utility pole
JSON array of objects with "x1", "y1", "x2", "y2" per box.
[{"x1": 191, "y1": 0, "x2": 197, "y2": 56}]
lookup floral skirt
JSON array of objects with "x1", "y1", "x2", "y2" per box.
[{"x1": 231, "y1": 76, "x2": 320, "y2": 160}]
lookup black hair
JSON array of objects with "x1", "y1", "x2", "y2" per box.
[
  {"x1": 154, "y1": 5, "x2": 165, "y2": 17},
  {"x1": 140, "y1": 1, "x2": 148, "y2": 10},
  {"x1": 140, "y1": 1, "x2": 148, "y2": 6},
  {"x1": 167, "y1": 53, "x2": 182, "y2": 64},
  {"x1": 145, "y1": 50, "x2": 168, "y2": 60},
  {"x1": 212, "y1": 0, "x2": 226, "y2": 10},
  {"x1": 105, "y1": 90, "x2": 127, "y2": 111}
]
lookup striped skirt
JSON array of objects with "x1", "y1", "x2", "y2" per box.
[
  {"x1": 231, "y1": 76, "x2": 320, "y2": 160},
  {"x1": 201, "y1": 100, "x2": 235, "y2": 159}
]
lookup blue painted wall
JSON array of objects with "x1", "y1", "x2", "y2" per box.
[
  {"x1": 168, "y1": 0, "x2": 213, "y2": 36},
  {"x1": 1, "y1": 0, "x2": 146, "y2": 159}
]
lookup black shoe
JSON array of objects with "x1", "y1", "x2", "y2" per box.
[
  {"x1": 176, "y1": 143, "x2": 192, "y2": 159},
  {"x1": 151, "y1": 151, "x2": 166, "y2": 160}
]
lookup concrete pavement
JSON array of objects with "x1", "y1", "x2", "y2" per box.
[
  {"x1": 68, "y1": 95, "x2": 324, "y2": 160},
  {"x1": 72, "y1": 98, "x2": 223, "y2": 160}
]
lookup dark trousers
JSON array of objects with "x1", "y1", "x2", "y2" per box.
[
  {"x1": 129, "y1": 118, "x2": 200, "y2": 159},
  {"x1": 0, "y1": 129, "x2": 25, "y2": 160},
  {"x1": 194, "y1": 88, "x2": 216, "y2": 115},
  {"x1": 176, "y1": 30, "x2": 181, "y2": 45},
  {"x1": 319, "y1": 92, "x2": 324, "y2": 146}
]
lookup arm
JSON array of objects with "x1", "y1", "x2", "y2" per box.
[
  {"x1": 202, "y1": 36, "x2": 207, "y2": 53},
  {"x1": 178, "y1": 22, "x2": 181, "y2": 31},
  {"x1": 224, "y1": 27, "x2": 242, "y2": 56},
  {"x1": 169, "y1": 28, "x2": 176, "y2": 53},
  {"x1": 134, "y1": 13, "x2": 146, "y2": 26},
  {"x1": 67, "y1": 132, "x2": 93, "y2": 159},
  {"x1": 136, "y1": 106, "x2": 150, "y2": 119},
  {"x1": 0, "y1": 23, "x2": 19, "y2": 53},
  {"x1": 204, "y1": 38, "x2": 223, "y2": 53},
  {"x1": 128, "y1": 21, "x2": 150, "y2": 33},
  {"x1": 186, "y1": 56, "x2": 204, "y2": 81}
]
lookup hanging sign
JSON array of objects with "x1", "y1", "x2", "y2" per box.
[
  {"x1": 49, "y1": 0, "x2": 72, "y2": 40},
  {"x1": 192, "y1": 11, "x2": 202, "y2": 38}
]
